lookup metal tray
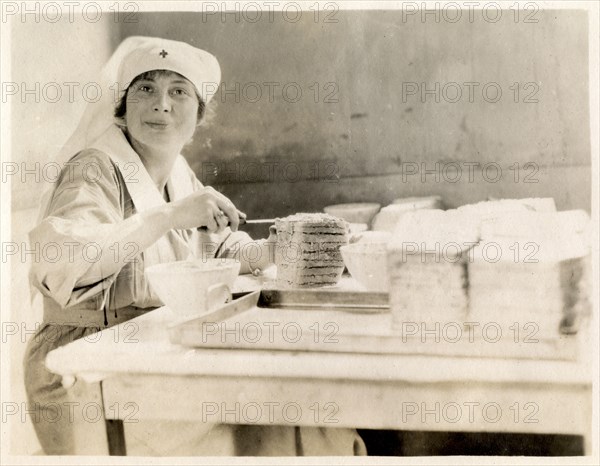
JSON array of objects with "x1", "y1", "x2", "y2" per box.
[{"x1": 167, "y1": 289, "x2": 579, "y2": 361}]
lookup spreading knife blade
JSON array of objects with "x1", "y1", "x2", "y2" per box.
[
  {"x1": 241, "y1": 218, "x2": 276, "y2": 224},
  {"x1": 198, "y1": 216, "x2": 275, "y2": 231}
]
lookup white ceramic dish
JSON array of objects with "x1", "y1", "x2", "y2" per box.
[
  {"x1": 349, "y1": 231, "x2": 393, "y2": 244},
  {"x1": 146, "y1": 258, "x2": 241, "y2": 317},
  {"x1": 348, "y1": 223, "x2": 369, "y2": 234},
  {"x1": 340, "y1": 242, "x2": 389, "y2": 292}
]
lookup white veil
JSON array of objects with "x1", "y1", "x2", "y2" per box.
[{"x1": 40, "y1": 36, "x2": 221, "y2": 218}]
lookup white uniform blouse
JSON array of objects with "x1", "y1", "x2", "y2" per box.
[{"x1": 29, "y1": 125, "x2": 247, "y2": 327}]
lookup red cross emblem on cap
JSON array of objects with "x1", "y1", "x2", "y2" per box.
[{"x1": 159, "y1": 49, "x2": 168, "y2": 58}]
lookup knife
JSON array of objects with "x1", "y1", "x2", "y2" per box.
[
  {"x1": 198, "y1": 214, "x2": 276, "y2": 231},
  {"x1": 240, "y1": 218, "x2": 276, "y2": 224}
]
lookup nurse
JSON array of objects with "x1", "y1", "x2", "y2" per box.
[{"x1": 25, "y1": 36, "x2": 366, "y2": 456}]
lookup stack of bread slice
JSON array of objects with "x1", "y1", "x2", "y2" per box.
[
  {"x1": 388, "y1": 209, "x2": 479, "y2": 329},
  {"x1": 468, "y1": 209, "x2": 591, "y2": 339},
  {"x1": 275, "y1": 213, "x2": 349, "y2": 288}
]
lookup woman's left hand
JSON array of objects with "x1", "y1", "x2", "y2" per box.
[{"x1": 265, "y1": 225, "x2": 278, "y2": 264}]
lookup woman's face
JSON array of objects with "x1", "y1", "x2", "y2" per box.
[{"x1": 124, "y1": 72, "x2": 199, "y2": 152}]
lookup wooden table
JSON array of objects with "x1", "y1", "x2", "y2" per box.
[{"x1": 45, "y1": 276, "x2": 594, "y2": 456}]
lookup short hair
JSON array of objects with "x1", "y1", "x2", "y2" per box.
[{"x1": 114, "y1": 69, "x2": 206, "y2": 122}]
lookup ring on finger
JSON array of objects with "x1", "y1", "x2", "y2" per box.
[{"x1": 216, "y1": 211, "x2": 228, "y2": 225}]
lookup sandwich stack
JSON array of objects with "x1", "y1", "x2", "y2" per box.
[
  {"x1": 275, "y1": 213, "x2": 349, "y2": 288},
  {"x1": 468, "y1": 210, "x2": 591, "y2": 340},
  {"x1": 388, "y1": 209, "x2": 478, "y2": 330},
  {"x1": 456, "y1": 197, "x2": 556, "y2": 238}
]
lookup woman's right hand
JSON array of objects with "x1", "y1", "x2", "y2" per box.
[{"x1": 166, "y1": 186, "x2": 244, "y2": 232}]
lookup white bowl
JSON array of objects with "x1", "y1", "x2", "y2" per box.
[
  {"x1": 324, "y1": 203, "x2": 381, "y2": 225},
  {"x1": 350, "y1": 231, "x2": 392, "y2": 244},
  {"x1": 340, "y1": 242, "x2": 389, "y2": 292},
  {"x1": 372, "y1": 197, "x2": 443, "y2": 232},
  {"x1": 348, "y1": 223, "x2": 369, "y2": 234},
  {"x1": 145, "y1": 258, "x2": 241, "y2": 317},
  {"x1": 392, "y1": 195, "x2": 443, "y2": 209}
]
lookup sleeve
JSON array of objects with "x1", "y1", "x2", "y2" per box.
[
  {"x1": 28, "y1": 150, "x2": 140, "y2": 308},
  {"x1": 188, "y1": 168, "x2": 256, "y2": 260}
]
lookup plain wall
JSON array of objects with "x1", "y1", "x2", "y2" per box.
[{"x1": 120, "y1": 9, "x2": 591, "y2": 225}]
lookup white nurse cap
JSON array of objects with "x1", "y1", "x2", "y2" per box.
[
  {"x1": 52, "y1": 36, "x2": 220, "y2": 167},
  {"x1": 117, "y1": 37, "x2": 221, "y2": 104},
  {"x1": 40, "y1": 36, "x2": 221, "y2": 219}
]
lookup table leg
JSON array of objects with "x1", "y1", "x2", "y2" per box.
[
  {"x1": 578, "y1": 386, "x2": 594, "y2": 456},
  {"x1": 67, "y1": 378, "x2": 128, "y2": 455},
  {"x1": 105, "y1": 420, "x2": 127, "y2": 456},
  {"x1": 68, "y1": 378, "x2": 110, "y2": 455}
]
